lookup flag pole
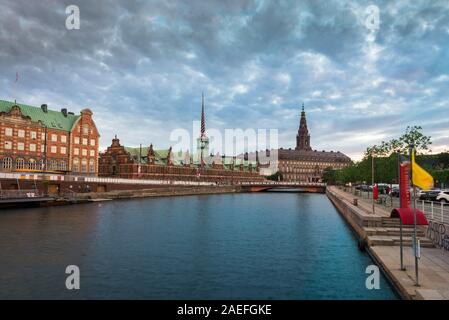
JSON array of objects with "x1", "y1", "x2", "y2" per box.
[
  {"x1": 397, "y1": 150, "x2": 405, "y2": 271},
  {"x1": 372, "y1": 153, "x2": 375, "y2": 214},
  {"x1": 410, "y1": 145, "x2": 420, "y2": 286}
]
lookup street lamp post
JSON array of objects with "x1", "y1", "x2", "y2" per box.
[{"x1": 372, "y1": 153, "x2": 375, "y2": 214}]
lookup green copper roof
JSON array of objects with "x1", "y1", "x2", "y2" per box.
[
  {"x1": 0, "y1": 100, "x2": 80, "y2": 132},
  {"x1": 124, "y1": 146, "x2": 257, "y2": 171},
  {"x1": 125, "y1": 146, "x2": 172, "y2": 165}
]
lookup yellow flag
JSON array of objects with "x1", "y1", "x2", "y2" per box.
[{"x1": 412, "y1": 149, "x2": 434, "y2": 190}]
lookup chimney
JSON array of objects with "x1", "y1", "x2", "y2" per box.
[
  {"x1": 41, "y1": 104, "x2": 48, "y2": 113},
  {"x1": 61, "y1": 108, "x2": 68, "y2": 117}
]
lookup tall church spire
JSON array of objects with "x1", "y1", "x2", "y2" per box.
[
  {"x1": 296, "y1": 103, "x2": 312, "y2": 151},
  {"x1": 197, "y1": 92, "x2": 209, "y2": 167},
  {"x1": 201, "y1": 92, "x2": 206, "y2": 137}
]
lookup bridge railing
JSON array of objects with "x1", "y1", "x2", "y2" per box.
[{"x1": 238, "y1": 181, "x2": 326, "y2": 187}]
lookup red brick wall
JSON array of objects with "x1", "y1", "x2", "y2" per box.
[{"x1": 0, "y1": 105, "x2": 100, "y2": 175}]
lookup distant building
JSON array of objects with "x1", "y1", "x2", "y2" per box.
[
  {"x1": 0, "y1": 100, "x2": 100, "y2": 175},
  {"x1": 276, "y1": 104, "x2": 351, "y2": 182},
  {"x1": 98, "y1": 95, "x2": 262, "y2": 183}
]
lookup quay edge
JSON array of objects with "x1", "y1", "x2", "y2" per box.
[{"x1": 326, "y1": 186, "x2": 412, "y2": 300}]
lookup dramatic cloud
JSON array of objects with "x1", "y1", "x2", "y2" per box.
[{"x1": 1, "y1": 0, "x2": 448, "y2": 160}]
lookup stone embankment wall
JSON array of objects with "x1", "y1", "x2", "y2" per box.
[
  {"x1": 326, "y1": 186, "x2": 383, "y2": 239},
  {"x1": 72, "y1": 185, "x2": 241, "y2": 200}
]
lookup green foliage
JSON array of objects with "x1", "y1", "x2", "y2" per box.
[
  {"x1": 336, "y1": 152, "x2": 449, "y2": 186},
  {"x1": 364, "y1": 126, "x2": 432, "y2": 158},
  {"x1": 266, "y1": 171, "x2": 283, "y2": 181},
  {"x1": 333, "y1": 127, "x2": 449, "y2": 186},
  {"x1": 322, "y1": 167, "x2": 337, "y2": 184}
]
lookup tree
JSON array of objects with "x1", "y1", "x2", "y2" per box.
[
  {"x1": 266, "y1": 171, "x2": 283, "y2": 181},
  {"x1": 322, "y1": 167, "x2": 337, "y2": 184},
  {"x1": 364, "y1": 126, "x2": 432, "y2": 158}
]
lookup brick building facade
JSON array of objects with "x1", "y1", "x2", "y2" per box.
[
  {"x1": 277, "y1": 104, "x2": 351, "y2": 182},
  {"x1": 98, "y1": 136, "x2": 264, "y2": 183},
  {"x1": 98, "y1": 95, "x2": 264, "y2": 183},
  {"x1": 0, "y1": 100, "x2": 100, "y2": 175}
]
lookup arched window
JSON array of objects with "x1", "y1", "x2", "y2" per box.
[
  {"x1": 59, "y1": 160, "x2": 67, "y2": 171},
  {"x1": 2, "y1": 157, "x2": 12, "y2": 170},
  {"x1": 49, "y1": 160, "x2": 58, "y2": 171},
  {"x1": 72, "y1": 158, "x2": 80, "y2": 172},
  {"x1": 89, "y1": 159, "x2": 95, "y2": 173},
  {"x1": 28, "y1": 158, "x2": 37, "y2": 170},
  {"x1": 81, "y1": 158, "x2": 87, "y2": 173},
  {"x1": 16, "y1": 158, "x2": 25, "y2": 170}
]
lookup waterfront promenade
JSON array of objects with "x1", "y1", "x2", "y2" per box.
[{"x1": 328, "y1": 186, "x2": 449, "y2": 300}]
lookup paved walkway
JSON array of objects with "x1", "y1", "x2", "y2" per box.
[
  {"x1": 337, "y1": 187, "x2": 393, "y2": 217},
  {"x1": 329, "y1": 186, "x2": 449, "y2": 300},
  {"x1": 371, "y1": 246, "x2": 449, "y2": 299}
]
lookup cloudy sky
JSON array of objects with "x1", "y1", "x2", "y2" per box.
[{"x1": 1, "y1": 0, "x2": 448, "y2": 160}]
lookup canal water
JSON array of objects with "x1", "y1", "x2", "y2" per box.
[{"x1": 0, "y1": 193, "x2": 397, "y2": 299}]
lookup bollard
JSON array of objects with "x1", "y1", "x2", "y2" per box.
[{"x1": 353, "y1": 198, "x2": 358, "y2": 206}]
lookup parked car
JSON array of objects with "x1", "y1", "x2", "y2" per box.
[
  {"x1": 419, "y1": 189, "x2": 441, "y2": 201},
  {"x1": 391, "y1": 187, "x2": 400, "y2": 197},
  {"x1": 436, "y1": 190, "x2": 449, "y2": 203},
  {"x1": 376, "y1": 183, "x2": 390, "y2": 195},
  {"x1": 355, "y1": 184, "x2": 370, "y2": 191}
]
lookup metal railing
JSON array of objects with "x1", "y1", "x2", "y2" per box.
[
  {"x1": 0, "y1": 189, "x2": 46, "y2": 199},
  {"x1": 419, "y1": 200, "x2": 449, "y2": 226}
]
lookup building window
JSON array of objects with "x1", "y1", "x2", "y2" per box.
[
  {"x1": 60, "y1": 147, "x2": 67, "y2": 154},
  {"x1": 59, "y1": 160, "x2": 67, "y2": 171},
  {"x1": 73, "y1": 158, "x2": 80, "y2": 172},
  {"x1": 29, "y1": 144, "x2": 37, "y2": 152},
  {"x1": 41, "y1": 145, "x2": 45, "y2": 153},
  {"x1": 74, "y1": 137, "x2": 80, "y2": 144},
  {"x1": 90, "y1": 150, "x2": 95, "y2": 157},
  {"x1": 5, "y1": 128, "x2": 13, "y2": 136},
  {"x1": 17, "y1": 142, "x2": 25, "y2": 151},
  {"x1": 61, "y1": 135, "x2": 67, "y2": 143},
  {"x1": 4, "y1": 141, "x2": 12, "y2": 150},
  {"x1": 82, "y1": 138, "x2": 88, "y2": 146},
  {"x1": 28, "y1": 159, "x2": 37, "y2": 170},
  {"x1": 51, "y1": 146, "x2": 57, "y2": 153},
  {"x1": 49, "y1": 160, "x2": 58, "y2": 171},
  {"x1": 1, "y1": 157, "x2": 12, "y2": 170},
  {"x1": 51, "y1": 134, "x2": 57, "y2": 142},
  {"x1": 74, "y1": 148, "x2": 79, "y2": 156},
  {"x1": 83, "y1": 124, "x2": 89, "y2": 135},
  {"x1": 30, "y1": 131, "x2": 37, "y2": 139},
  {"x1": 89, "y1": 159, "x2": 95, "y2": 173},
  {"x1": 41, "y1": 133, "x2": 46, "y2": 141},
  {"x1": 90, "y1": 139, "x2": 96, "y2": 146},
  {"x1": 81, "y1": 158, "x2": 87, "y2": 173},
  {"x1": 18, "y1": 129, "x2": 25, "y2": 138},
  {"x1": 16, "y1": 158, "x2": 25, "y2": 170},
  {"x1": 82, "y1": 149, "x2": 87, "y2": 156}
]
